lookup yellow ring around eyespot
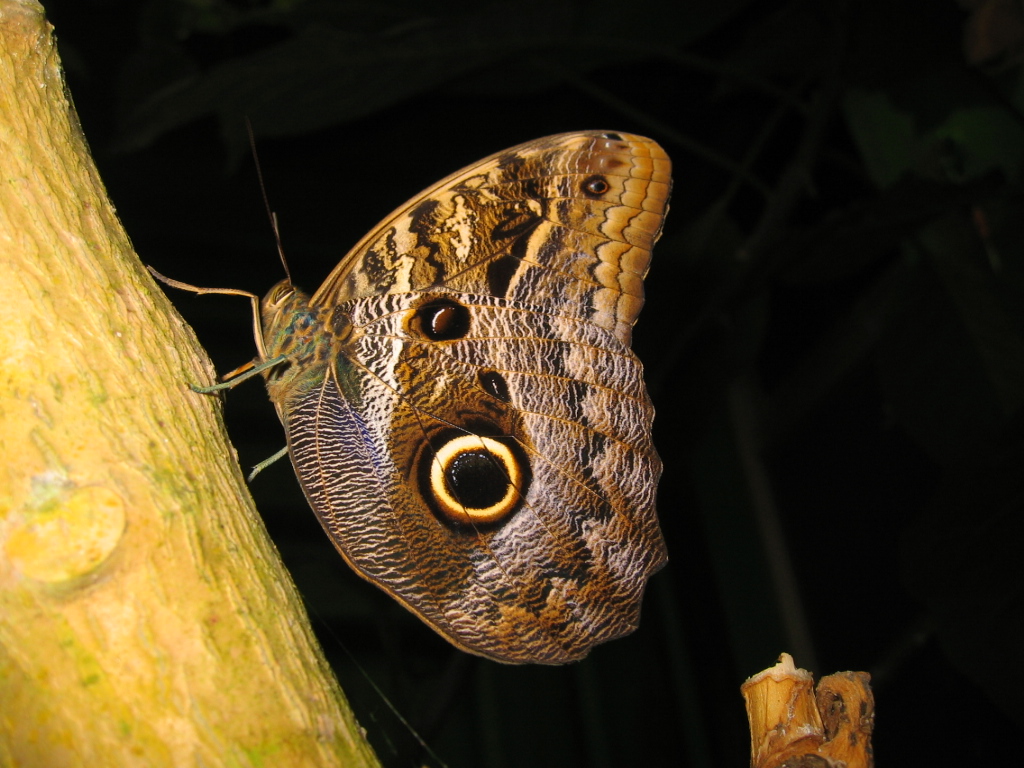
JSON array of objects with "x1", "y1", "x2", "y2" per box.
[{"x1": 430, "y1": 435, "x2": 521, "y2": 524}]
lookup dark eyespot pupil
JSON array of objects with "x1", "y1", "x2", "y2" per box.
[
  {"x1": 430, "y1": 307, "x2": 457, "y2": 335},
  {"x1": 600, "y1": 132, "x2": 624, "y2": 141},
  {"x1": 479, "y1": 370, "x2": 510, "y2": 402},
  {"x1": 416, "y1": 298, "x2": 469, "y2": 341},
  {"x1": 446, "y1": 450, "x2": 508, "y2": 509},
  {"x1": 582, "y1": 175, "x2": 610, "y2": 197}
]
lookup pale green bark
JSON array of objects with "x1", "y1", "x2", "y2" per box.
[{"x1": 0, "y1": 2, "x2": 380, "y2": 765}]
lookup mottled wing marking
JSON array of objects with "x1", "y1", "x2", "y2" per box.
[
  {"x1": 311, "y1": 132, "x2": 671, "y2": 346},
  {"x1": 292, "y1": 287, "x2": 662, "y2": 663}
]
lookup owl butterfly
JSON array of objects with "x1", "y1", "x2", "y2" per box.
[{"x1": 163, "y1": 131, "x2": 671, "y2": 664}]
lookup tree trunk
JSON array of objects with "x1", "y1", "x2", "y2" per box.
[{"x1": 0, "y1": 2, "x2": 380, "y2": 765}]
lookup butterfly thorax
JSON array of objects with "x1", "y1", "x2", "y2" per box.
[{"x1": 259, "y1": 279, "x2": 341, "y2": 406}]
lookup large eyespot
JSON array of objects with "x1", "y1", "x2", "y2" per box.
[
  {"x1": 424, "y1": 433, "x2": 528, "y2": 525},
  {"x1": 409, "y1": 297, "x2": 470, "y2": 341}
]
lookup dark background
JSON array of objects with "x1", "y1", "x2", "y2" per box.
[{"x1": 45, "y1": 0, "x2": 1024, "y2": 765}]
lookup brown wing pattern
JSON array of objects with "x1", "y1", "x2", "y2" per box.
[
  {"x1": 263, "y1": 132, "x2": 671, "y2": 663},
  {"x1": 311, "y1": 131, "x2": 671, "y2": 346}
]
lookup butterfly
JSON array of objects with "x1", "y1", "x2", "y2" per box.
[{"x1": 157, "y1": 131, "x2": 671, "y2": 664}]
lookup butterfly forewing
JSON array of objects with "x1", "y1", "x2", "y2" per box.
[
  {"x1": 261, "y1": 131, "x2": 670, "y2": 664},
  {"x1": 312, "y1": 132, "x2": 670, "y2": 345}
]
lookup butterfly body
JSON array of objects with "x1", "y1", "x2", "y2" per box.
[{"x1": 248, "y1": 132, "x2": 671, "y2": 664}]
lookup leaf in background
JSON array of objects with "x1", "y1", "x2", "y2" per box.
[
  {"x1": 845, "y1": 85, "x2": 1024, "y2": 188},
  {"x1": 116, "y1": 0, "x2": 755, "y2": 158},
  {"x1": 929, "y1": 105, "x2": 1024, "y2": 181},
  {"x1": 118, "y1": 18, "x2": 513, "y2": 154},
  {"x1": 843, "y1": 89, "x2": 917, "y2": 188}
]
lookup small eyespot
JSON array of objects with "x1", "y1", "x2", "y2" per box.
[
  {"x1": 410, "y1": 298, "x2": 470, "y2": 341},
  {"x1": 423, "y1": 433, "x2": 528, "y2": 525},
  {"x1": 582, "y1": 175, "x2": 610, "y2": 198},
  {"x1": 600, "y1": 132, "x2": 624, "y2": 141},
  {"x1": 479, "y1": 370, "x2": 511, "y2": 402}
]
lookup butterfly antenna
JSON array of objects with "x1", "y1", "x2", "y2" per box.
[{"x1": 246, "y1": 118, "x2": 292, "y2": 283}]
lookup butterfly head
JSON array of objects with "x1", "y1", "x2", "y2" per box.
[
  {"x1": 261, "y1": 279, "x2": 300, "y2": 311},
  {"x1": 258, "y1": 279, "x2": 329, "y2": 400}
]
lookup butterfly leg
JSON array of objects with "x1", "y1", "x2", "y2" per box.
[
  {"x1": 191, "y1": 355, "x2": 289, "y2": 394},
  {"x1": 248, "y1": 446, "x2": 289, "y2": 482}
]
